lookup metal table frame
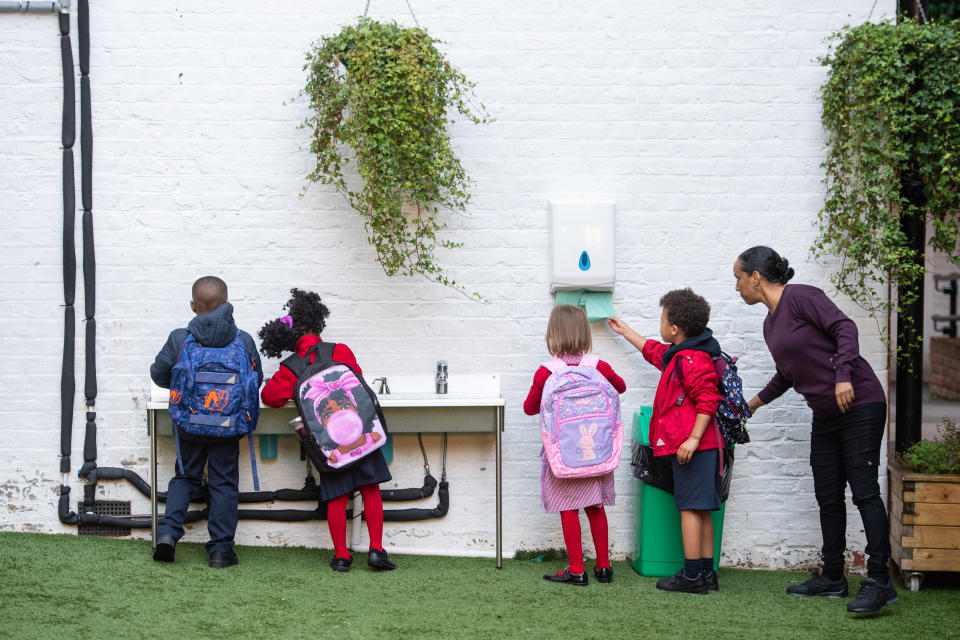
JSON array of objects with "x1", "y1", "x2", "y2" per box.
[{"x1": 148, "y1": 377, "x2": 505, "y2": 568}]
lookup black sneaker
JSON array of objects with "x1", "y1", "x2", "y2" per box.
[
  {"x1": 704, "y1": 570, "x2": 719, "y2": 591},
  {"x1": 786, "y1": 572, "x2": 848, "y2": 598},
  {"x1": 543, "y1": 568, "x2": 588, "y2": 586},
  {"x1": 656, "y1": 570, "x2": 708, "y2": 594},
  {"x1": 847, "y1": 577, "x2": 898, "y2": 614}
]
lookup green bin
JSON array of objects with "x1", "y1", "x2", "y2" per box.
[{"x1": 631, "y1": 407, "x2": 725, "y2": 577}]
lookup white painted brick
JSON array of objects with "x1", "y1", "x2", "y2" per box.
[{"x1": 0, "y1": 0, "x2": 889, "y2": 570}]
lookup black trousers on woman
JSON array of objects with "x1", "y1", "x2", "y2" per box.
[{"x1": 810, "y1": 402, "x2": 890, "y2": 580}]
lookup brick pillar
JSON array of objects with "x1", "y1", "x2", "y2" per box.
[{"x1": 930, "y1": 337, "x2": 960, "y2": 400}]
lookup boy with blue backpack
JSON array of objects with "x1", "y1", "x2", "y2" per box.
[
  {"x1": 150, "y1": 276, "x2": 263, "y2": 568},
  {"x1": 609, "y1": 289, "x2": 749, "y2": 594}
]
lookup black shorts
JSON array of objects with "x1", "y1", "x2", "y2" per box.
[{"x1": 672, "y1": 448, "x2": 722, "y2": 511}]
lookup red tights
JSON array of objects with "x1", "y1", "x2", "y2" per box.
[
  {"x1": 327, "y1": 483, "x2": 384, "y2": 559},
  {"x1": 560, "y1": 505, "x2": 610, "y2": 574}
]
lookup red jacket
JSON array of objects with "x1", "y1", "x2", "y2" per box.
[
  {"x1": 523, "y1": 356, "x2": 626, "y2": 415},
  {"x1": 641, "y1": 339, "x2": 722, "y2": 456},
  {"x1": 261, "y1": 335, "x2": 362, "y2": 408}
]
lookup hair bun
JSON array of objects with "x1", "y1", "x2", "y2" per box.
[{"x1": 777, "y1": 258, "x2": 795, "y2": 284}]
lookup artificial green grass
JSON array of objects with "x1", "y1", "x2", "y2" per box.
[{"x1": 1, "y1": 532, "x2": 958, "y2": 640}]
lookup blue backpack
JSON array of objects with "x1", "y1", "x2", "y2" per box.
[
  {"x1": 676, "y1": 351, "x2": 751, "y2": 448},
  {"x1": 168, "y1": 331, "x2": 261, "y2": 489}
]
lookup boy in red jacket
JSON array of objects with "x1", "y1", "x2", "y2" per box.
[{"x1": 609, "y1": 288, "x2": 723, "y2": 594}]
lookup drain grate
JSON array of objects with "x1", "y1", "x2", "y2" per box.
[{"x1": 77, "y1": 500, "x2": 132, "y2": 537}]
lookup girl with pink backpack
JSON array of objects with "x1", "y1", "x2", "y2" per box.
[{"x1": 523, "y1": 305, "x2": 626, "y2": 586}]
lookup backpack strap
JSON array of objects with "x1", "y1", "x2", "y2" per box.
[
  {"x1": 280, "y1": 352, "x2": 308, "y2": 378},
  {"x1": 579, "y1": 354, "x2": 599, "y2": 368},
  {"x1": 248, "y1": 435, "x2": 260, "y2": 491},
  {"x1": 281, "y1": 341, "x2": 339, "y2": 376},
  {"x1": 173, "y1": 425, "x2": 185, "y2": 477},
  {"x1": 543, "y1": 358, "x2": 567, "y2": 374},
  {"x1": 312, "y1": 341, "x2": 337, "y2": 365}
]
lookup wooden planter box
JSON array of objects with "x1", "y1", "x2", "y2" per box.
[{"x1": 888, "y1": 460, "x2": 960, "y2": 590}]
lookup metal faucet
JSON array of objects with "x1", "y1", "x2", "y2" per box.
[
  {"x1": 373, "y1": 377, "x2": 390, "y2": 394},
  {"x1": 436, "y1": 360, "x2": 448, "y2": 394}
]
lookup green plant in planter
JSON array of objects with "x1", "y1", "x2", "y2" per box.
[
  {"x1": 817, "y1": 19, "x2": 960, "y2": 349},
  {"x1": 897, "y1": 417, "x2": 960, "y2": 474},
  {"x1": 300, "y1": 18, "x2": 490, "y2": 296}
]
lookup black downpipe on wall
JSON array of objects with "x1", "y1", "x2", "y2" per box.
[
  {"x1": 52, "y1": 2, "x2": 451, "y2": 529},
  {"x1": 78, "y1": 0, "x2": 98, "y2": 513},
  {"x1": 58, "y1": 4, "x2": 75, "y2": 477}
]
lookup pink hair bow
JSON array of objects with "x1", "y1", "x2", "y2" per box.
[
  {"x1": 279, "y1": 315, "x2": 293, "y2": 328},
  {"x1": 304, "y1": 372, "x2": 362, "y2": 403}
]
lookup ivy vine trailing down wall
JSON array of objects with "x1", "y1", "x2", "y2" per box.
[
  {"x1": 300, "y1": 18, "x2": 490, "y2": 298},
  {"x1": 817, "y1": 18, "x2": 960, "y2": 346}
]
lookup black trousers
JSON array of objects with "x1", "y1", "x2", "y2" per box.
[
  {"x1": 810, "y1": 402, "x2": 890, "y2": 579},
  {"x1": 158, "y1": 436, "x2": 239, "y2": 554}
]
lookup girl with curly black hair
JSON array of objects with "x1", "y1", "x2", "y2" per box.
[{"x1": 260, "y1": 289, "x2": 395, "y2": 572}]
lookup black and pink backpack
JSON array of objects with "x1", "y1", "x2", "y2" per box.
[{"x1": 282, "y1": 342, "x2": 387, "y2": 471}]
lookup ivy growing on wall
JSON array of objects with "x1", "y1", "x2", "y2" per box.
[
  {"x1": 300, "y1": 18, "x2": 490, "y2": 297},
  {"x1": 817, "y1": 19, "x2": 960, "y2": 348}
]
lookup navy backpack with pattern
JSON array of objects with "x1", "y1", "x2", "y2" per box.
[
  {"x1": 676, "y1": 351, "x2": 751, "y2": 447},
  {"x1": 168, "y1": 331, "x2": 262, "y2": 488}
]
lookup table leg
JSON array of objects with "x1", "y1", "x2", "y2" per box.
[
  {"x1": 496, "y1": 405, "x2": 502, "y2": 569},
  {"x1": 150, "y1": 409, "x2": 158, "y2": 549}
]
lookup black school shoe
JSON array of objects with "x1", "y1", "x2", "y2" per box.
[
  {"x1": 367, "y1": 548, "x2": 396, "y2": 571},
  {"x1": 847, "y1": 577, "x2": 898, "y2": 614},
  {"x1": 330, "y1": 555, "x2": 353, "y2": 572},
  {"x1": 656, "y1": 570, "x2": 708, "y2": 594},
  {"x1": 594, "y1": 566, "x2": 613, "y2": 583},
  {"x1": 704, "y1": 570, "x2": 719, "y2": 591},
  {"x1": 544, "y1": 568, "x2": 588, "y2": 586},
  {"x1": 152, "y1": 534, "x2": 176, "y2": 563},
  {"x1": 209, "y1": 550, "x2": 238, "y2": 569},
  {"x1": 786, "y1": 572, "x2": 848, "y2": 598}
]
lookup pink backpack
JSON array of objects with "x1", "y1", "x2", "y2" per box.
[{"x1": 539, "y1": 355, "x2": 623, "y2": 479}]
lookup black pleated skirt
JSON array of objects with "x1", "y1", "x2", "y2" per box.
[{"x1": 317, "y1": 448, "x2": 392, "y2": 502}]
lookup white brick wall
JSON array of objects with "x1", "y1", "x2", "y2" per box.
[{"x1": 0, "y1": 1, "x2": 894, "y2": 570}]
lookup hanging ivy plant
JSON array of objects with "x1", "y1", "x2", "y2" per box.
[
  {"x1": 817, "y1": 19, "x2": 960, "y2": 351},
  {"x1": 300, "y1": 18, "x2": 490, "y2": 297}
]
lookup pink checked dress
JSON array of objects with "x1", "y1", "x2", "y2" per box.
[{"x1": 535, "y1": 353, "x2": 619, "y2": 513}]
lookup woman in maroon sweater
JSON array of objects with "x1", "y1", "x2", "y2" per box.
[{"x1": 734, "y1": 246, "x2": 896, "y2": 614}]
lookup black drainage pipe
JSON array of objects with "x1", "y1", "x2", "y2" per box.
[
  {"x1": 78, "y1": 0, "x2": 98, "y2": 499},
  {"x1": 58, "y1": 2, "x2": 75, "y2": 477}
]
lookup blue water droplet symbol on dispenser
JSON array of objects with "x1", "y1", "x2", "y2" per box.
[{"x1": 579, "y1": 250, "x2": 591, "y2": 271}]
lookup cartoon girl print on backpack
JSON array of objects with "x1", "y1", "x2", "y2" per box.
[{"x1": 301, "y1": 367, "x2": 384, "y2": 465}]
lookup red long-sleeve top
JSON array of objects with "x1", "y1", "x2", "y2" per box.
[
  {"x1": 523, "y1": 356, "x2": 626, "y2": 415},
  {"x1": 641, "y1": 339, "x2": 722, "y2": 456},
  {"x1": 261, "y1": 334, "x2": 362, "y2": 408}
]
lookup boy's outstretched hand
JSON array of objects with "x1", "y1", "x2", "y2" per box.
[
  {"x1": 608, "y1": 317, "x2": 647, "y2": 350},
  {"x1": 607, "y1": 317, "x2": 629, "y2": 335}
]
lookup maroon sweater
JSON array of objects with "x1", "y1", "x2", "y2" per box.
[{"x1": 757, "y1": 284, "x2": 886, "y2": 420}]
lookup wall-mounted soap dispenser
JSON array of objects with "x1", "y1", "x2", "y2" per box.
[{"x1": 549, "y1": 200, "x2": 616, "y2": 292}]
